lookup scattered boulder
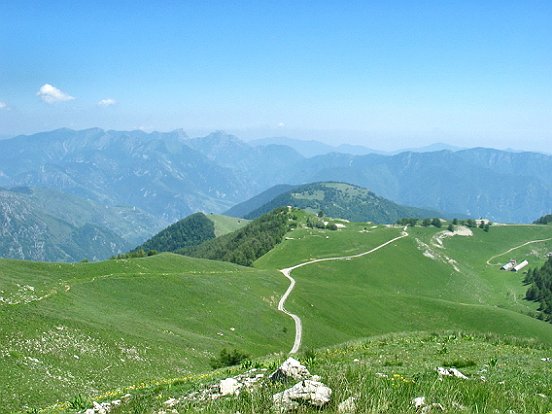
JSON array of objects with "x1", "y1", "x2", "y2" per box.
[
  {"x1": 163, "y1": 397, "x2": 179, "y2": 407},
  {"x1": 219, "y1": 377, "x2": 242, "y2": 396},
  {"x1": 412, "y1": 396, "x2": 445, "y2": 413},
  {"x1": 421, "y1": 403, "x2": 445, "y2": 413},
  {"x1": 412, "y1": 396, "x2": 426, "y2": 409},
  {"x1": 273, "y1": 380, "x2": 332, "y2": 412},
  {"x1": 269, "y1": 357, "x2": 311, "y2": 381},
  {"x1": 337, "y1": 396, "x2": 357, "y2": 413},
  {"x1": 437, "y1": 366, "x2": 468, "y2": 379},
  {"x1": 183, "y1": 368, "x2": 267, "y2": 402}
]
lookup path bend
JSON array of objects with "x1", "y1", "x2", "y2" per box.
[
  {"x1": 486, "y1": 238, "x2": 552, "y2": 265},
  {"x1": 278, "y1": 228, "x2": 408, "y2": 354}
]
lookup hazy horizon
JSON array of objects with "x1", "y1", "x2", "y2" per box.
[
  {"x1": 1, "y1": 1, "x2": 551, "y2": 153},
  {"x1": 1, "y1": 126, "x2": 550, "y2": 155}
]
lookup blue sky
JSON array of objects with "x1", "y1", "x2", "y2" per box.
[{"x1": 0, "y1": 0, "x2": 551, "y2": 151}]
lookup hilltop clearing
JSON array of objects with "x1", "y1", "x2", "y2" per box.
[{"x1": 229, "y1": 182, "x2": 441, "y2": 223}]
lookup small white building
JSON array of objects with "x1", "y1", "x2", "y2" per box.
[
  {"x1": 513, "y1": 260, "x2": 529, "y2": 272},
  {"x1": 501, "y1": 260, "x2": 516, "y2": 271}
]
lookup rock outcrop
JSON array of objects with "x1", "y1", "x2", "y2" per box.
[
  {"x1": 273, "y1": 380, "x2": 332, "y2": 412},
  {"x1": 269, "y1": 357, "x2": 311, "y2": 381}
]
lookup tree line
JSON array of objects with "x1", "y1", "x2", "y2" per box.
[
  {"x1": 179, "y1": 207, "x2": 292, "y2": 266},
  {"x1": 524, "y1": 257, "x2": 552, "y2": 322},
  {"x1": 396, "y1": 217, "x2": 491, "y2": 232},
  {"x1": 534, "y1": 214, "x2": 552, "y2": 225}
]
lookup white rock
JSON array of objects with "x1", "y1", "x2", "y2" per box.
[
  {"x1": 85, "y1": 410, "x2": 95, "y2": 414},
  {"x1": 92, "y1": 401, "x2": 110, "y2": 414},
  {"x1": 270, "y1": 357, "x2": 311, "y2": 381},
  {"x1": 437, "y1": 366, "x2": 469, "y2": 379},
  {"x1": 421, "y1": 403, "x2": 445, "y2": 413},
  {"x1": 111, "y1": 400, "x2": 121, "y2": 407},
  {"x1": 273, "y1": 380, "x2": 331, "y2": 412},
  {"x1": 412, "y1": 396, "x2": 426, "y2": 409},
  {"x1": 164, "y1": 397, "x2": 179, "y2": 407},
  {"x1": 338, "y1": 396, "x2": 357, "y2": 413},
  {"x1": 219, "y1": 377, "x2": 242, "y2": 396}
]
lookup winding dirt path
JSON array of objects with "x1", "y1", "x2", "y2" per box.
[
  {"x1": 486, "y1": 238, "x2": 552, "y2": 266},
  {"x1": 278, "y1": 228, "x2": 409, "y2": 354}
]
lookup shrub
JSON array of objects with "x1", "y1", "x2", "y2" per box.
[
  {"x1": 69, "y1": 394, "x2": 89, "y2": 410},
  {"x1": 210, "y1": 348, "x2": 250, "y2": 369}
]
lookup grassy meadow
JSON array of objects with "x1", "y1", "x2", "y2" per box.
[
  {"x1": 2, "y1": 211, "x2": 552, "y2": 413},
  {"x1": 0, "y1": 254, "x2": 292, "y2": 412},
  {"x1": 208, "y1": 214, "x2": 249, "y2": 237},
  {"x1": 55, "y1": 332, "x2": 552, "y2": 414}
]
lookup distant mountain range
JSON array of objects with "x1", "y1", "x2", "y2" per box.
[
  {"x1": 249, "y1": 136, "x2": 463, "y2": 158},
  {"x1": 0, "y1": 128, "x2": 551, "y2": 262}
]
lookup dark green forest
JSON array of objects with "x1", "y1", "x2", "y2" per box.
[
  {"x1": 525, "y1": 257, "x2": 552, "y2": 322},
  {"x1": 534, "y1": 214, "x2": 552, "y2": 225},
  {"x1": 136, "y1": 212, "x2": 216, "y2": 253},
  {"x1": 178, "y1": 207, "x2": 292, "y2": 266}
]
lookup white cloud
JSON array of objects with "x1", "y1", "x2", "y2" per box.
[
  {"x1": 277, "y1": 122, "x2": 285, "y2": 128},
  {"x1": 0, "y1": 101, "x2": 8, "y2": 110},
  {"x1": 37, "y1": 83, "x2": 75, "y2": 103},
  {"x1": 97, "y1": 98, "x2": 117, "y2": 107}
]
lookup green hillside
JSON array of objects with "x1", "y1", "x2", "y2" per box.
[
  {"x1": 0, "y1": 254, "x2": 292, "y2": 412},
  {"x1": 256, "y1": 220, "x2": 552, "y2": 350},
  {"x1": 135, "y1": 213, "x2": 248, "y2": 254},
  {"x1": 208, "y1": 214, "x2": 249, "y2": 237},
  {"x1": 179, "y1": 208, "x2": 292, "y2": 266},
  {"x1": 225, "y1": 184, "x2": 296, "y2": 218},
  {"x1": 136, "y1": 212, "x2": 216, "y2": 253},
  {"x1": 3, "y1": 209, "x2": 552, "y2": 413},
  {"x1": 82, "y1": 332, "x2": 552, "y2": 414},
  {"x1": 241, "y1": 182, "x2": 440, "y2": 223}
]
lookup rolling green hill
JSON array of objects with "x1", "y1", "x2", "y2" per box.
[
  {"x1": 225, "y1": 184, "x2": 296, "y2": 218},
  {"x1": 256, "y1": 220, "x2": 552, "y2": 350},
  {"x1": 0, "y1": 254, "x2": 292, "y2": 412},
  {"x1": 179, "y1": 208, "x2": 292, "y2": 266},
  {"x1": 235, "y1": 182, "x2": 441, "y2": 223},
  {"x1": 135, "y1": 213, "x2": 248, "y2": 254},
  {"x1": 207, "y1": 214, "x2": 249, "y2": 237},
  {"x1": 3, "y1": 209, "x2": 552, "y2": 413}
]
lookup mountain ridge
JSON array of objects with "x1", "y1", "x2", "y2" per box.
[
  {"x1": 1, "y1": 128, "x2": 551, "y2": 225},
  {"x1": 233, "y1": 182, "x2": 441, "y2": 223}
]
